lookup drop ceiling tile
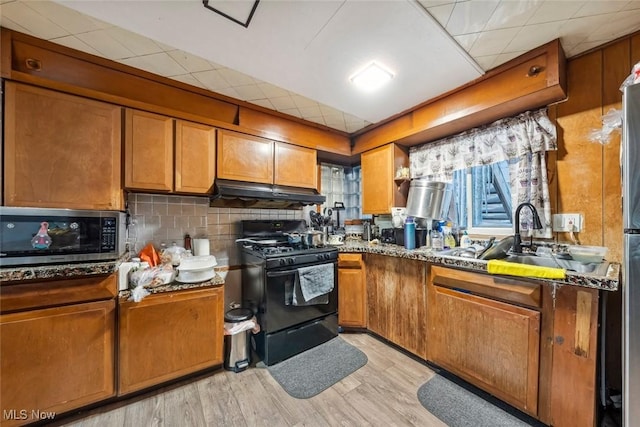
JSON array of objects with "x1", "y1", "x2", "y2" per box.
[
  {"x1": 279, "y1": 108, "x2": 304, "y2": 119},
  {"x1": 291, "y1": 94, "x2": 318, "y2": 109},
  {"x1": 298, "y1": 105, "x2": 323, "y2": 118},
  {"x1": 474, "y1": 55, "x2": 499, "y2": 70},
  {"x1": 167, "y1": 50, "x2": 215, "y2": 73},
  {"x1": 119, "y1": 52, "x2": 187, "y2": 77},
  {"x1": 0, "y1": 15, "x2": 32, "y2": 35},
  {"x1": 50, "y1": 35, "x2": 102, "y2": 56},
  {"x1": 2, "y1": 1, "x2": 69, "y2": 39},
  {"x1": 418, "y1": 0, "x2": 455, "y2": 8},
  {"x1": 573, "y1": 1, "x2": 629, "y2": 18},
  {"x1": 454, "y1": 32, "x2": 480, "y2": 51},
  {"x1": 583, "y1": 10, "x2": 640, "y2": 43},
  {"x1": 75, "y1": 29, "x2": 136, "y2": 60},
  {"x1": 105, "y1": 27, "x2": 165, "y2": 56},
  {"x1": 217, "y1": 68, "x2": 256, "y2": 86},
  {"x1": 257, "y1": 83, "x2": 291, "y2": 99},
  {"x1": 446, "y1": 0, "x2": 500, "y2": 35},
  {"x1": 215, "y1": 87, "x2": 241, "y2": 99},
  {"x1": 484, "y1": 0, "x2": 540, "y2": 31},
  {"x1": 319, "y1": 104, "x2": 343, "y2": 117},
  {"x1": 559, "y1": 15, "x2": 606, "y2": 47},
  {"x1": 526, "y1": 1, "x2": 585, "y2": 25},
  {"x1": 233, "y1": 84, "x2": 266, "y2": 101},
  {"x1": 491, "y1": 50, "x2": 528, "y2": 69},
  {"x1": 25, "y1": 0, "x2": 109, "y2": 34},
  {"x1": 171, "y1": 73, "x2": 206, "y2": 89},
  {"x1": 270, "y1": 96, "x2": 297, "y2": 111},
  {"x1": 324, "y1": 114, "x2": 347, "y2": 128},
  {"x1": 249, "y1": 99, "x2": 275, "y2": 110},
  {"x1": 622, "y1": 1, "x2": 640, "y2": 11},
  {"x1": 424, "y1": 3, "x2": 455, "y2": 27},
  {"x1": 504, "y1": 21, "x2": 564, "y2": 53},
  {"x1": 192, "y1": 69, "x2": 232, "y2": 91},
  {"x1": 469, "y1": 27, "x2": 520, "y2": 56},
  {"x1": 570, "y1": 40, "x2": 612, "y2": 56}
]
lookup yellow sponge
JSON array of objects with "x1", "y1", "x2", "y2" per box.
[{"x1": 487, "y1": 260, "x2": 566, "y2": 279}]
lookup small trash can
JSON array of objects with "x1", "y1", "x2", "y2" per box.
[{"x1": 224, "y1": 308, "x2": 254, "y2": 373}]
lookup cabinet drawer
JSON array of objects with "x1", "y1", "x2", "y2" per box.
[
  {"x1": 338, "y1": 253, "x2": 362, "y2": 268},
  {"x1": 431, "y1": 265, "x2": 541, "y2": 309},
  {"x1": 0, "y1": 274, "x2": 117, "y2": 314}
]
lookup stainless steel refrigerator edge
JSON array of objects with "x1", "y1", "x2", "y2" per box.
[{"x1": 622, "y1": 82, "x2": 640, "y2": 426}]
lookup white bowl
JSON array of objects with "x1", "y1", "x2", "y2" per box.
[
  {"x1": 175, "y1": 268, "x2": 215, "y2": 283},
  {"x1": 177, "y1": 255, "x2": 217, "y2": 271}
]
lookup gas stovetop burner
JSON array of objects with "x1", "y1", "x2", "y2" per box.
[{"x1": 261, "y1": 246, "x2": 294, "y2": 255}]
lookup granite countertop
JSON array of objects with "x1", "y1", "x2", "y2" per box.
[
  {"x1": 336, "y1": 240, "x2": 620, "y2": 291},
  {"x1": 118, "y1": 274, "x2": 224, "y2": 300},
  {"x1": 0, "y1": 258, "x2": 121, "y2": 283}
]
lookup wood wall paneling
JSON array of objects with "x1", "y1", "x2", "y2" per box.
[
  {"x1": 238, "y1": 107, "x2": 350, "y2": 155},
  {"x1": 555, "y1": 52, "x2": 604, "y2": 247}
]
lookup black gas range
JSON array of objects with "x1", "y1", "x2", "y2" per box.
[{"x1": 239, "y1": 220, "x2": 339, "y2": 366}]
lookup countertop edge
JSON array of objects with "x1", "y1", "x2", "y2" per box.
[{"x1": 336, "y1": 242, "x2": 620, "y2": 291}]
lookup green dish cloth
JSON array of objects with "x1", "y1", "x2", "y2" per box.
[{"x1": 487, "y1": 259, "x2": 566, "y2": 279}]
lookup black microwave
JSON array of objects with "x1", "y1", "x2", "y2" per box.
[{"x1": 0, "y1": 207, "x2": 126, "y2": 267}]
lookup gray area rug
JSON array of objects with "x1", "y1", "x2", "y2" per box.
[
  {"x1": 417, "y1": 374, "x2": 538, "y2": 427},
  {"x1": 266, "y1": 336, "x2": 368, "y2": 399}
]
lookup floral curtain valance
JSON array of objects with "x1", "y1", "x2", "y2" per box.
[{"x1": 409, "y1": 108, "x2": 557, "y2": 181}]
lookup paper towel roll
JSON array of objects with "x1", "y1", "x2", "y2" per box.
[{"x1": 193, "y1": 239, "x2": 210, "y2": 256}]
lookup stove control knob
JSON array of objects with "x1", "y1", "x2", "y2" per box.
[
  {"x1": 287, "y1": 258, "x2": 294, "y2": 265},
  {"x1": 316, "y1": 254, "x2": 323, "y2": 261},
  {"x1": 324, "y1": 254, "x2": 331, "y2": 260},
  {"x1": 279, "y1": 259, "x2": 286, "y2": 266}
]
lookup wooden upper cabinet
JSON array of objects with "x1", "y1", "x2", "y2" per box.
[
  {"x1": 274, "y1": 142, "x2": 317, "y2": 188},
  {"x1": 217, "y1": 129, "x2": 274, "y2": 184},
  {"x1": 3, "y1": 82, "x2": 122, "y2": 210},
  {"x1": 124, "y1": 109, "x2": 174, "y2": 192},
  {"x1": 361, "y1": 143, "x2": 408, "y2": 214},
  {"x1": 175, "y1": 120, "x2": 216, "y2": 194}
]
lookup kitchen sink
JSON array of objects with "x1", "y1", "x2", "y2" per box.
[{"x1": 503, "y1": 254, "x2": 610, "y2": 276}]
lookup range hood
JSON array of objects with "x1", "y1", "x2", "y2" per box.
[{"x1": 210, "y1": 179, "x2": 325, "y2": 209}]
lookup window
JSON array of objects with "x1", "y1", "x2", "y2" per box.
[
  {"x1": 451, "y1": 160, "x2": 513, "y2": 235},
  {"x1": 319, "y1": 164, "x2": 363, "y2": 227}
]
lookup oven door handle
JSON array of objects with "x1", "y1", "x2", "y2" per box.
[
  {"x1": 266, "y1": 262, "x2": 335, "y2": 278},
  {"x1": 266, "y1": 270, "x2": 298, "y2": 278}
]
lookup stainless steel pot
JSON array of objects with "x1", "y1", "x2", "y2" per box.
[
  {"x1": 303, "y1": 230, "x2": 324, "y2": 247},
  {"x1": 405, "y1": 180, "x2": 451, "y2": 220}
]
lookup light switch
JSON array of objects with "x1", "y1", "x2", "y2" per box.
[{"x1": 552, "y1": 213, "x2": 583, "y2": 232}]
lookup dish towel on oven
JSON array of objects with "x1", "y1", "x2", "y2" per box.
[{"x1": 292, "y1": 263, "x2": 334, "y2": 306}]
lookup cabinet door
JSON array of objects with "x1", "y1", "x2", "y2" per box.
[
  {"x1": 338, "y1": 254, "x2": 366, "y2": 328},
  {"x1": 217, "y1": 130, "x2": 273, "y2": 184},
  {"x1": 428, "y1": 285, "x2": 540, "y2": 415},
  {"x1": 118, "y1": 287, "x2": 224, "y2": 395},
  {"x1": 361, "y1": 144, "x2": 408, "y2": 214},
  {"x1": 365, "y1": 254, "x2": 426, "y2": 358},
  {"x1": 4, "y1": 82, "x2": 122, "y2": 210},
  {"x1": 0, "y1": 300, "x2": 115, "y2": 426},
  {"x1": 124, "y1": 109, "x2": 174, "y2": 192},
  {"x1": 274, "y1": 142, "x2": 317, "y2": 188},
  {"x1": 175, "y1": 121, "x2": 216, "y2": 194}
]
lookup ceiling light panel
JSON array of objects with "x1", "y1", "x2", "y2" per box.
[{"x1": 350, "y1": 62, "x2": 395, "y2": 92}]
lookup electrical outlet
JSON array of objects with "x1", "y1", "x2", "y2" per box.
[{"x1": 552, "y1": 213, "x2": 583, "y2": 232}]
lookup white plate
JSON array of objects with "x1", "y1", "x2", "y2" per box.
[
  {"x1": 175, "y1": 270, "x2": 215, "y2": 283},
  {"x1": 328, "y1": 242, "x2": 344, "y2": 246}
]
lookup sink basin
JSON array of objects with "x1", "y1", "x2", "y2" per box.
[{"x1": 503, "y1": 254, "x2": 610, "y2": 276}]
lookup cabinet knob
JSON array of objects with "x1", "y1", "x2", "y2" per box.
[{"x1": 25, "y1": 58, "x2": 42, "y2": 71}]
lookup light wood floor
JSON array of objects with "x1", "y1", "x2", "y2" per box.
[{"x1": 54, "y1": 333, "x2": 447, "y2": 427}]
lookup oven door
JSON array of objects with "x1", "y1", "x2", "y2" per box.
[{"x1": 262, "y1": 261, "x2": 337, "y2": 333}]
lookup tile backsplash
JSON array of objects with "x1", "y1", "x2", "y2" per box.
[{"x1": 126, "y1": 193, "x2": 307, "y2": 266}]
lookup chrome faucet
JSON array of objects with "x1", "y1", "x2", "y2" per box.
[{"x1": 513, "y1": 202, "x2": 543, "y2": 254}]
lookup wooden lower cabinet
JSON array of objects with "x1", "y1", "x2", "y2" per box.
[
  {"x1": 118, "y1": 286, "x2": 224, "y2": 395},
  {"x1": 427, "y1": 284, "x2": 540, "y2": 416},
  {"x1": 338, "y1": 253, "x2": 367, "y2": 328},
  {"x1": 366, "y1": 254, "x2": 427, "y2": 358},
  {"x1": 0, "y1": 300, "x2": 116, "y2": 427}
]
